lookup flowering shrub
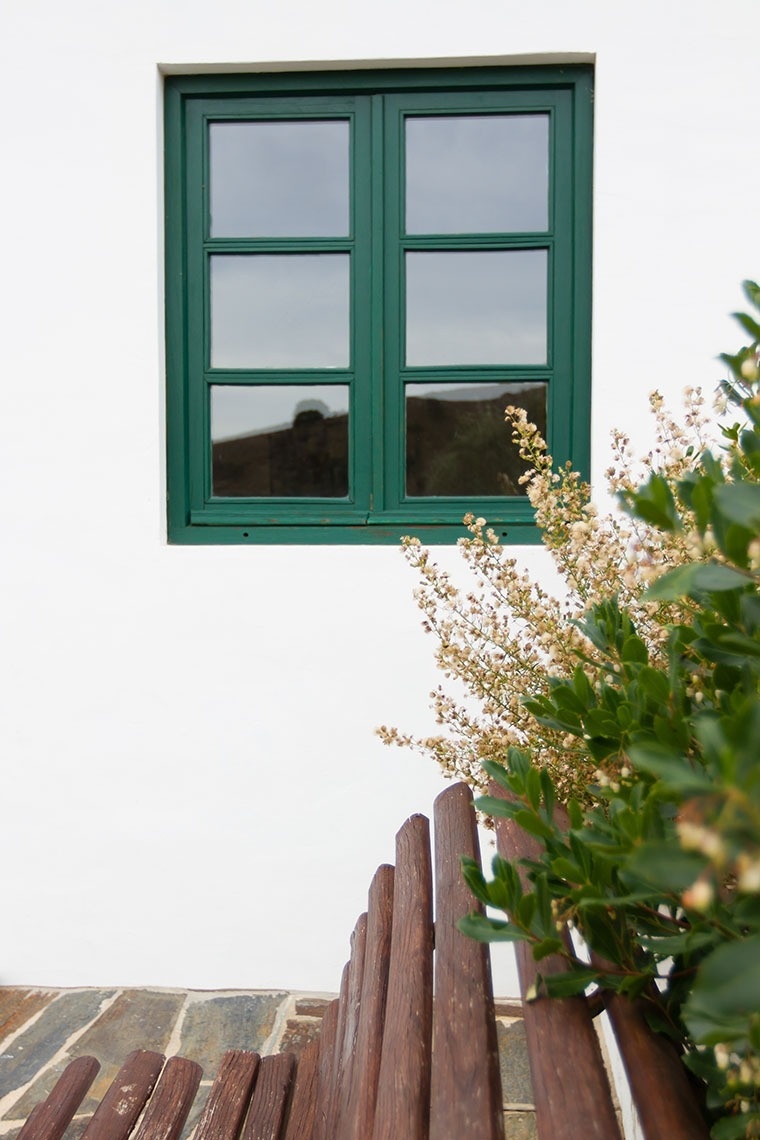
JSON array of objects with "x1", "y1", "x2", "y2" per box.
[
  {"x1": 378, "y1": 387, "x2": 715, "y2": 802},
  {"x1": 434, "y1": 282, "x2": 759, "y2": 1138}
]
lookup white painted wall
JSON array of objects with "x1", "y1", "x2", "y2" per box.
[{"x1": 0, "y1": 0, "x2": 757, "y2": 993}]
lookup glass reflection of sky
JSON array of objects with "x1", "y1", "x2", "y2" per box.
[
  {"x1": 406, "y1": 250, "x2": 547, "y2": 366},
  {"x1": 211, "y1": 384, "x2": 349, "y2": 442},
  {"x1": 405, "y1": 381, "x2": 542, "y2": 401},
  {"x1": 210, "y1": 120, "x2": 350, "y2": 238},
  {"x1": 405, "y1": 114, "x2": 549, "y2": 234},
  {"x1": 211, "y1": 254, "x2": 350, "y2": 369}
]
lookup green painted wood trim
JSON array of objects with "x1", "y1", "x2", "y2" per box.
[{"x1": 165, "y1": 64, "x2": 593, "y2": 545}]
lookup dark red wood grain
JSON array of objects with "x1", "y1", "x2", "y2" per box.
[
  {"x1": 17, "y1": 1056, "x2": 101, "y2": 1140},
  {"x1": 373, "y1": 815, "x2": 434, "y2": 1140},
  {"x1": 430, "y1": 783, "x2": 504, "y2": 1140}
]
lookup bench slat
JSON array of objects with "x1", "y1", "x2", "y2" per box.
[
  {"x1": 132, "y1": 1056, "x2": 203, "y2": 1140},
  {"x1": 194, "y1": 1049, "x2": 260, "y2": 1140},
  {"x1": 281, "y1": 1040, "x2": 319, "y2": 1140},
  {"x1": 241, "y1": 1053, "x2": 296, "y2": 1140},
  {"x1": 17, "y1": 1055, "x2": 101, "y2": 1140},
  {"x1": 603, "y1": 989, "x2": 709, "y2": 1140},
  {"x1": 337, "y1": 863, "x2": 394, "y2": 1140},
  {"x1": 311, "y1": 998, "x2": 339, "y2": 1140},
  {"x1": 332, "y1": 912, "x2": 367, "y2": 1135},
  {"x1": 494, "y1": 804, "x2": 623, "y2": 1140},
  {"x1": 82, "y1": 1050, "x2": 166, "y2": 1140},
  {"x1": 431, "y1": 784, "x2": 504, "y2": 1140},
  {"x1": 373, "y1": 814, "x2": 434, "y2": 1140}
]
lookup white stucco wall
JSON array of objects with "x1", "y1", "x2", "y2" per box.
[{"x1": 0, "y1": 0, "x2": 757, "y2": 992}]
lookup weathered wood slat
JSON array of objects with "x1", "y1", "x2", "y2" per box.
[
  {"x1": 430, "y1": 783, "x2": 504, "y2": 1140},
  {"x1": 332, "y1": 912, "x2": 367, "y2": 1135},
  {"x1": 281, "y1": 1040, "x2": 319, "y2": 1140},
  {"x1": 193, "y1": 1050, "x2": 260, "y2": 1140},
  {"x1": 17, "y1": 1055, "x2": 101, "y2": 1140},
  {"x1": 323, "y1": 964, "x2": 351, "y2": 1139},
  {"x1": 373, "y1": 815, "x2": 434, "y2": 1140},
  {"x1": 82, "y1": 1050, "x2": 166, "y2": 1140},
  {"x1": 311, "y1": 998, "x2": 339, "y2": 1140},
  {"x1": 493, "y1": 792, "x2": 623, "y2": 1140},
  {"x1": 132, "y1": 1056, "x2": 203, "y2": 1140},
  {"x1": 603, "y1": 989, "x2": 709, "y2": 1140},
  {"x1": 241, "y1": 1053, "x2": 296, "y2": 1140},
  {"x1": 338, "y1": 863, "x2": 394, "y2": 1140}
]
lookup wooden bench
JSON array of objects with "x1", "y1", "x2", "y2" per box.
[{"x1": 17, "y1": 782, "x2": 708, "y2": 1140}]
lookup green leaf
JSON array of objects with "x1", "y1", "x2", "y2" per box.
[
  {"x1": 731, "y1": 310, "x2": 760, "y2": 341},
  {"x1": 568, "y1": 799, "x2": 584, "y2": 829},
  {"x1": 638, "y1": 931, "x2": 718, "y2": 956},
  {"x1": 516, "y1": 893, "x2": 537, "y2": 929},
  {"x1": 621, "y1": 635, "x2": 648, "y2": 664},
  {"x1": 742, "y1": 278, "x2": 760, "y2": 308},
  {"x1": 532, "y1": 937, "x2": 564, "y2": 961},
  {"x1": 513, "y1": 809, "x2": 555, "y2": 840},
  {"x1": 539, "y1": 968, "x2": 600, "y2": 998},
  {"x1": 526, "y1": 766, "x2": 542, "y2": 811},
  {"x1": 583, "y1": 708, "x2": 621, "y2": 738},
  {"x1": 473, "y1": 794, "x2": 513, "y2": 819},
  {"x1": 684, "y1": 934, "x2": 760, "y2": 1044},
  {"x1": 481, "y1": 758, "x2": 512, "y2": 791},
  {"x1": 721, "y1": 522, "x2": 754, "y2": 566},
  {"x1": 711, "y1": 1114, "x2": 760, "y2": 1140},
  {"x1": 645, "y1": 562, "x2": 750, "y2": 601},
  {"x1": 627, "y1": 742, "x2": 715, "y2": 794},
  {"x1": 551, "y1": 856, "x2": 585, "y2": 883},
  {"x1": 553, "y1": 684, "x2": 588, "y2": 714},
  {"x1": 637, "y1": 666, "x2": 671, "y2": 703},
  {"x1": 624, "y1": 842, "x2": 708, "y2": 892},
  {"x1": 714, "y1": 481, "x2": 760, "y2": 530},
  {"x1": 458, "y1": 913, "x2": 528, "y2": 943},
  {"x1": 624, "y1": 473, "x2": 682, "y2": 532}
]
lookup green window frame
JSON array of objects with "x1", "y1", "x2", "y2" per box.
[{"x1": 165, "y1": 65, "x2": 593, "y2": 544}]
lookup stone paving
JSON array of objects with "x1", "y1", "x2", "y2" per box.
[{"x1": 0, "y1": 988, "x2": 536, "y2": 1139}]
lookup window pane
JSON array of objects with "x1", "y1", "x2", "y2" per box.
[
  {"x1": 406, "y1": 250, "x2": 547, "y2": 366},
  {"x1": 210, "y1": 120, "x2": 350, "y2": 237},
  {"x1": 406, "y1": 381, "x2": 547, "y2": 497},
  {"x1": 210, "y1": 254, "x2": 350, "y2": 369},
  {"x1": 211, "y1": 385, "x2": 349, "y2": 497},
  {"x1": 406, "y1": 114, "x2": 549, "y2": 234}
]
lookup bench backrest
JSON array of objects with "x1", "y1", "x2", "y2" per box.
[{"x1": 18, "y1": 780, "x2": 709, "y2": 1140}]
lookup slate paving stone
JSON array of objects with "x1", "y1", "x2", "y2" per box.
[
  {"x1": 497, "y1": 1019, "x2": 534, "y2": 1105},
  {"x1": 504, "y1": 1110, "x2": 538, "y2": 1139},
  {"x1": 10, "y1": 990, "x2": 183, "y2": 1119},
  {"x1": 277, "y1": 1017, "x2": 322, "y2": 1056},
  {"x1": 0, "y1": 990, "x2": 55, "y2": 1047},
  {"x1": 293, "y1": 998, "x2": 330, "y2": 1018},
  {"x1": 177, "y1": 994, "x2": 287, "y2": 1075},
  {"x1": 0, "y1": 990, "x2": 115, "y2": 1102}
]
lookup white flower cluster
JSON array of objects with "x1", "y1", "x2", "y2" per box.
[{"x1": 378, "y1": 389, "x2": 720, "y2": 802}]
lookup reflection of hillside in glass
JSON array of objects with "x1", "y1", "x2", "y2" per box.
[
  {"x1": 213, "y1": 407, "x2": 349, "y2": 497},
  {"x1": 212, "y1": 383, "x2": 546, "y2": 500},
  {"x1": 406, "y1": 383, "x2": 546, "y2": 497}
]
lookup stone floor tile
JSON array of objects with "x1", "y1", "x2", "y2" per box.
[
  {"x1": 498, "y1": 1019, "x2": 534, "y2": 1105},
  {"x1": 10, "y1": 990, "x2": 182, "y2": 1119},
  {"x1": 293, "y1": 998, "x2": 330, "y2": 1018},
  {"x1": 277, "y1": 1017, "x2": 322, "y2": 1057},
  {"x1": 504, "y1": 1110, "x2": 538, "y2": 1139},
  {"x1": 177, "y1": 994, "x2": 287, "y2": 1074},
  {"x1": 0, "y1": 991, "x2": 56, "y2": 1047},
  {"x1": 494, "y1": 1000, "x2": 524, "y2": 1019},
  {"x1": 0, "y1": 990, "x2": 115, "y2": 1102}
]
